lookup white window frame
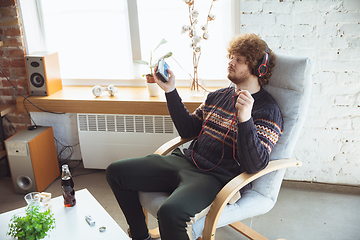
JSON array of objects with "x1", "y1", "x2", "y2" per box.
[{"x1": 18, "y1": 0, "x2": 240, "y2": 87}]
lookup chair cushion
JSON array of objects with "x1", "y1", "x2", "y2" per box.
[
  {"x1": 191, "y1": 189, "x2": 275, "y2": 240},
  {"x1": 139, "y1": 192, "x2": 169, "y2": 217},
  {"x1": 264, "y1": 53, "x2": 313, "y2": 160},
  {"x1": 252, "y1": 54, "x2": 312, "y2": 201}
]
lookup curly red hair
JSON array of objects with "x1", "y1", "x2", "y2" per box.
[{"x1": 227, "y1": 33, "x2": 276, "y2": 86}]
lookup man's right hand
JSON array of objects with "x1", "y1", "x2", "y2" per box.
[{"x1": 153, "y1": 66, "x2": 176, "y2": 93}]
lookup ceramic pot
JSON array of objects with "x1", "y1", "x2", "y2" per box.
[{"x1": 146, "y1": 83, "x2": 159, "y2": 97}]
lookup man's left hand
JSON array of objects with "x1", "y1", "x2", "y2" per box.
[{"x1": 235, "y1": 90, "x2": 254, "y2": 123}]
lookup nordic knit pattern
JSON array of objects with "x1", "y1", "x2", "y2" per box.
[{"x1": 166, "y1": 87, "x2": 283, "y2": 177}]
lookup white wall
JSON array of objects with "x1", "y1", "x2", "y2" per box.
[{"x1": 239, "y1": 0, "x2": 360, "y2": 185}]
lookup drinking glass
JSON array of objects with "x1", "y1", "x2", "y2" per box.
[{"x1": 24, "y1": 192, "x2": 41, "y2": 207}]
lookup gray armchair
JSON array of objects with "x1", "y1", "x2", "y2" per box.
[{"x1": 139, "y1": 53, "x2": 313, "y2": 240}]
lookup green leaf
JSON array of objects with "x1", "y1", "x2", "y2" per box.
[
  {"x1": 162, "y1": 51, "x2": 173, "y2": 59},
  {"x1": 151, "y1": 52, "x2": 173, "y2": 68},
  {"x1": 154, "y1": 38, "x2": 167, "y2": 52},
  {"x1": 35, "y1": 223, "x2": 42, "y2": 231},
  {"x1": 133, "y1": 60, "x2": 149, "y2": 65}
]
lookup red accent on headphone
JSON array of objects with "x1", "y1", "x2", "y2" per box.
[
  {"x1": 258, "y1": 53, "x2": 269, "y2": 77},
  {"x1": 253, "y1": 45, "x2": 270, "y2": 78}
]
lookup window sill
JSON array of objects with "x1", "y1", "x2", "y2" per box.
[{"x1": 16, "y1": 86, "x2": 213, "y2": 115}]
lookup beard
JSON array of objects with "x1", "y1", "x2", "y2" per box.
[{"x1": 227, "y1": 69, "x2": 251, "y2": 85}]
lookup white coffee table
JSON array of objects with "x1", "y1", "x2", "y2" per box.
[{"x1": 0, "y1": 188, "x2": 130, "y2": 240}]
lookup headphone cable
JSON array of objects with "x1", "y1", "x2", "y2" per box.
[{"x1": 0, "y1": 67, "x2": 65, "y2": 115}]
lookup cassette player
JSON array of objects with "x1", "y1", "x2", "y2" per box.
[{"x1": 156, "y1": 58, "x2": 170, "y2": 83}]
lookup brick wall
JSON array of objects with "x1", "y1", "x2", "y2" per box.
[
  {"x1": 0, "y1": 0, "x2": 30, "y2": 137},
  {"x1": 240, "y1": 0, "x2": 360, "y2": 185}
]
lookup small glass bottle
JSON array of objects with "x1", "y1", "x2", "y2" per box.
[{"x1": 61, "y1": 164, "x2": 76, "y2": 207}]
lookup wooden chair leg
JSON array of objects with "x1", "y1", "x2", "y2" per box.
[
  {"x1": 229, "y1": 221, "x2": 268, "y2": 240},
  {"x1": 149, "y1": 228, "x2": 161, "y2": 239},
  {"x1": 143, "y1": 207, "x2": 148, "y2": 225},
  {"x1": 143, "y1": 207, "x2": 161, "y2": 239}
]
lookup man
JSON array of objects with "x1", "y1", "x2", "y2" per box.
[{"x1": 106, "y1": 33, "x2": 283, "y2": 240}]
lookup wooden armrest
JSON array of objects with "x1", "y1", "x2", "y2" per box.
[
  {"x1": 154, "y1": 136, "x2": 196, "y2": 155},
  {"x1": 202, "y1": 158, "x2": 302, "y2": 240}
]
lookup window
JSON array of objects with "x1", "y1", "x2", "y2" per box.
[{"x1": 18, "y1": 0, "x2": 238, "y2": 87}]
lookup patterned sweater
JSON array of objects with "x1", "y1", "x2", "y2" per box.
[{"x1": 166, "y1": 87, "x2": 283, "y2": 177}]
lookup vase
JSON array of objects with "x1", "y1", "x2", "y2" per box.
[{"x1": 190, "y1": 77, "x2": 205, "y2": 97}]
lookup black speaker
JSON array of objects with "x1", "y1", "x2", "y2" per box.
[
  {"x1": 25, "y1": 52, "x2": 63, "y2": 96},
  {"x1": 5, "y1": 126, "x2": 60, "y2": 193}
]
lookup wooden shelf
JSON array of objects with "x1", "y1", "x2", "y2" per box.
[
  {"x1": 16, "y1": 86, "x2": 212, "y2": 115},
  {"x1": 0, "y1": 105, "x2": 15, "y2": 117}
]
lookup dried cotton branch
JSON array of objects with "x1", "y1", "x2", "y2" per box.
[{"x1": 181, "y1": 0, "x2": 217, "y2": 91}]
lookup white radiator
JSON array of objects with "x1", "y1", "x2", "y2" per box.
[{"x1": 77, "y1": 114, "x2": 178, "y2": 169}]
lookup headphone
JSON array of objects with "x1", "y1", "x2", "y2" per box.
[
  {"x1": 92, "y1": 85, "x2": 118, "y2": 97},
  {"x1": 253, "y1": 45, "x2": 270, "y2": 78}
]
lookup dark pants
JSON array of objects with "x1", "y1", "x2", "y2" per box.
[{"x1": 105, "y1": 149, "x2": 231, "y2": 240}]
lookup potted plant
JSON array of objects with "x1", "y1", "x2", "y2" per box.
[
  {"x1": 7, "y1": 205, "x2": 55, "y2": 240},
  {"x1": 133, "y1": 38, "x2": 172, "y2": 84}
]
